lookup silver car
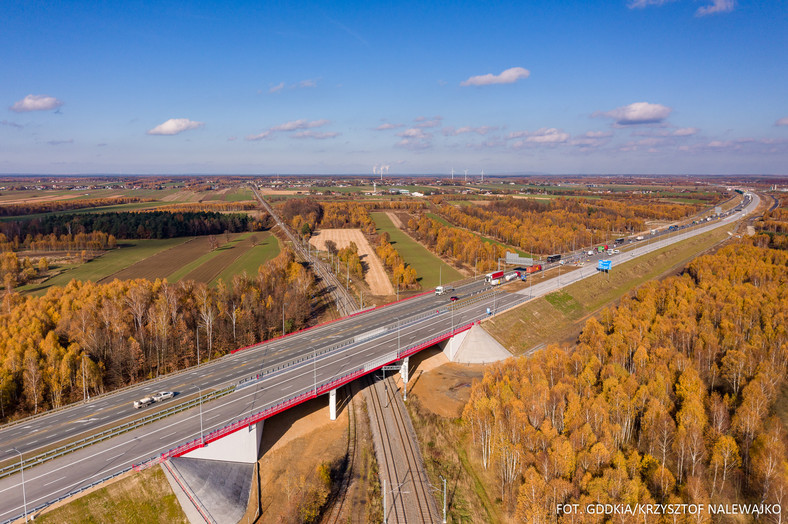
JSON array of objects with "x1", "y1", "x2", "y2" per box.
[{"x1": 152, "y1": 391, "x2": 175, "y2": 402}]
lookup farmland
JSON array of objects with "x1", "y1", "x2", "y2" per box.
[
  {"x1": 23, "y1": 238, "x2": 191, "y2": 295},
  {"x1": 309, "y1": 228, "x2": 394, "y2": 295},
  {"x1": 370, "y1": 211, "x2": 463, "y2": 289}
]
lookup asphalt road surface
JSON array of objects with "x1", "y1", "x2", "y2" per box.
[{"x1": 0, "y1": 192, "x2": 758, "y2": 523}]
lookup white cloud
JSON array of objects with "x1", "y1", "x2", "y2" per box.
[
  {"x1": 776, "y1": 117, "x2": 788, "y2": 127},
  {"x1": 509, "y1": 128, "x2": 570, "y2": 148},
  {"x1": 268, "y1": 79, "x2": 319, "y2": 94},
  {"x1": 245, "y1": 131, "x2": 272, "y2": 141},
  {"x1": 396, "y1": 128, "x2": 432, "y2": 150},
  {"x1": 696, "y1": 0, "x2": 735, "y2": 16},
  {"x1": 10, "y1": 94, "x2": 63, "y2": 112},
  {"x1": 443, "y1": 125, "x2": 498, "y2": 136},
  {"x1": 375, "y1": 123, "x2": 404, "y2": 131},
  {"x1": 270, "y1": 119, "x2": 330, "y2": 132},
  {"x1": 461, "y1": 67, "x2": 530, "y2": 87},
  {"x1": 627, "y1": 0, "x2": 677, "y2": 8},
  {"x1": 595, "y1": 102, "x2": 672, "y2": 126},
  {"x1": 414, "y1": 115, "x2": 443, "y2": 128},
  {"x1": 147, "y1": 118, "x2": 204, "y2": 136},
  {"x1": 291, "y1": 130, "x2": 340, "y2": 139},
  {"x1": 673, "y1": 127, "x2": 699, "y2": 136}
]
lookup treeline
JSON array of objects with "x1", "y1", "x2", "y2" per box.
[
  {"x1": 375, "y1": 233, "x2": 417, "y2": 289},
  {"x1": 0, "y1": 196, "x2": 150, "y2": 217},
  {"x1": 321, "y1": 203, "x2": 377, "y2": 234},
  {"x1": 0, "y1": 249, "x2": 312, "y2": 420},
  {"x1": 0, "y1": 211, "x2": 258, "y2": 242},
  {"x1": 0, "y1": 231, "x2": 116, "y2": 253},
  {"x1": 153, "y1": 202, "x2": 258, "y2": 213},
  {"x1": 463, "y1": 240, "x2": 788, "y2": 520},
  {"x1": 325, "y1": 241, "x2": 365, "y2": 280},
  {"x1": 435, "y1": 197, "x2": 699, "y2": 255},
  {"x1": 407, "y1": 215, "x2": 507, "y2": 273},
  {"x1": 0, "y1": 252, "x2": 48, "y2": 290}
]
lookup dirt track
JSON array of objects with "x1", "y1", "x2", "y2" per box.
[{"x1": 309, "y1": 229, "x2": 394, "y2": 295}]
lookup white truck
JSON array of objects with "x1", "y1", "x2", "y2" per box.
[
  {"x1": 134, "y1": 396, "x2": 155, "y2": 409},
  {"x1": 435, "y1": 285, "x2": 454, "y2": 296}
]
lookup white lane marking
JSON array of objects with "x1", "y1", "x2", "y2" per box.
[{"x1": 43, "y1": 476, "x2": 66, "y2": 487}]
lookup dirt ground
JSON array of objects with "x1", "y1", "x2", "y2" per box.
[
  {"x1": 396, "y1": 348, "x2": 486, "y2": 418},
  {"x1": 241, "y1": 390, "x2": 371, "y2": 524},
  {"x1": 385, "y1": 211, "x2": 407, "y2": 230},
  {"x1": 310, "y1": 229, "x2": 394, "y2": 296}
]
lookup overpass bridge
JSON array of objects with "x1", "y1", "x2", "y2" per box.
[{"x1": 0, "y1": 193, "x2": 758, "y2": 523}]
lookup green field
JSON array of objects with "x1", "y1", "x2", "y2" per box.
[
  {"x1": 35, "y1": 467, "x2": 186, "y2": 524},
  {"x1": 165, "y1": 233, "x2": 252, "y2": 282},
  {"x1": 23, "y1": 238, "x2": 191, "y2": 295},
  {"x1": 223, "y1": 188, "x2": 254, "y2": 201},
  {"x1": 371, "y1": 212, "x2": 463, "y2": 289},
  {"x1": 212, "y1": 232, "x2": 281, "y2": 284}
]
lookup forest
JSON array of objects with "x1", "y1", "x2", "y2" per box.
[
  {"x1": 0, "y1": 210, "x2": 258, "y2": 242},
  {"x1": 0, "y1": 248, "x2": 312, "y2": 420},
  {"x1": 463, "y1": 238, "x2": 788, "y2": 522},
  {"x1": 434, "y1": 197, "x2": 700, "y2": 255}
]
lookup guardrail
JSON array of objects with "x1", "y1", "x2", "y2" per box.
[
  {"x1": 0, "y1": 467, "x2": 132, "y2": 524},
  {"x1": 134, "y1": 367, "x2": 368, "y2": 471},
  {"x1": 0, "y1": 386, "x2": 234, "y2": 481}
]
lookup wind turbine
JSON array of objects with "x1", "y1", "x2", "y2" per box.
[
  {"x1": 481, "y1": 169, "x2": 485, "y2": 183},
  {"x1": 451, "y1": 168, "x2": 454, "y2": 181},
  {"x1": 464, "y1": 169, "x2": 468, "y2": 182}
]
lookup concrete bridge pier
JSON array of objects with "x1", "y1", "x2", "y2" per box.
[
  {"x1": 183, "y1": 420, "x2": 265, "y2": 464},
  {"x1": 329, "y1": 388, "x2": 337, "y2": 420}
]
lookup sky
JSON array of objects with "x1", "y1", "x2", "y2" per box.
[{"x1": 1, "y1": 0, "x2": 786, "y2": 175}]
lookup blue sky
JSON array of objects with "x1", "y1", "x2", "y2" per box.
[{"x1": 1, "y1": 0, "x2": 786, "y2": 175}]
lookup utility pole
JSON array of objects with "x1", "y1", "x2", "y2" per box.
[
  {"x1": 11, "y1": 448, "x2": 27, "y2": 522},
  {"x1": 197, "y1": 386, "x2": 204, "y2": 446},
  {"x1": 383, "y1": 479, "x2": 387, "y2": 524},
  {"x1": 440, "y1": 475, "x2": 447, "y2": 524}
]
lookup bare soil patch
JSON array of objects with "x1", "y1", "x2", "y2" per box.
[
  {"x1": 385, "y1": 211, "x2": 408, "y2": 229},
  {"x1": 405, "y1": 348, "x2": 486, "y2": 418},
  {"x1": 240, "y1": 394, "x2": 352, "y2": 523},
  {"x1": 98, "y1": 237, "x2": 211, "y2": 283},
  {"x1": 310, "y1": 229, "x2": 394, "y2": 295}
]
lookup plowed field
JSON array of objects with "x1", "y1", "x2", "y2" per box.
[{"x1": 309, "y1": 229, "x2": 394, "y2": 295}]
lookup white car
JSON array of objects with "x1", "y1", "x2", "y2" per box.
[
  {"x1": 587, "y1": 250, "x2": 594, "y2": 256},
  {"x1": 152, "y1": 391, "x2": 175, "y2": 402},
  {"x1": 613, "y1": 249, "x2": 620, "y2": 254}
]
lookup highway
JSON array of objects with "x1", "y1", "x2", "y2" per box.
[{"x1": 0, "y1": 192, "x2": 759, "y2": 523}]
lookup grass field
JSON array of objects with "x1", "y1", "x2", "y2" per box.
[
  {"x1": 212, "y1": 232, "x2": 280, "y2": 283},
  {"x1": 23, "y1": 238, "x2": 191, "y2": 295},
  {"x1": 35, "y1": 468, "x2": 186, "y2": 524},
  {"x1": 165, "y1": 233, "x2": 248, "y2": 282},
  {"x1": 371, "y1": 212, "x2": 463, "y2": 289},
  {"x1": 485, "y1": 225, "x2": 732, "y2": 354}
]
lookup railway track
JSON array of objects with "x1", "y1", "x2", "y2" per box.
[
  {"x1": 323, "y1": 384, "x2": 358, "y2": 524},
  {"x1": 364, "y1": 374, "x2": 437, "y2": 523}
]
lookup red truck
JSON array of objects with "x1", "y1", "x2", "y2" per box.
[
  {"x1": 485, "y1": 270, "x2": 504, "y2": 285},
  {"x1": 525, "y1": 265, "x2": 542, "y2": 274}
]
